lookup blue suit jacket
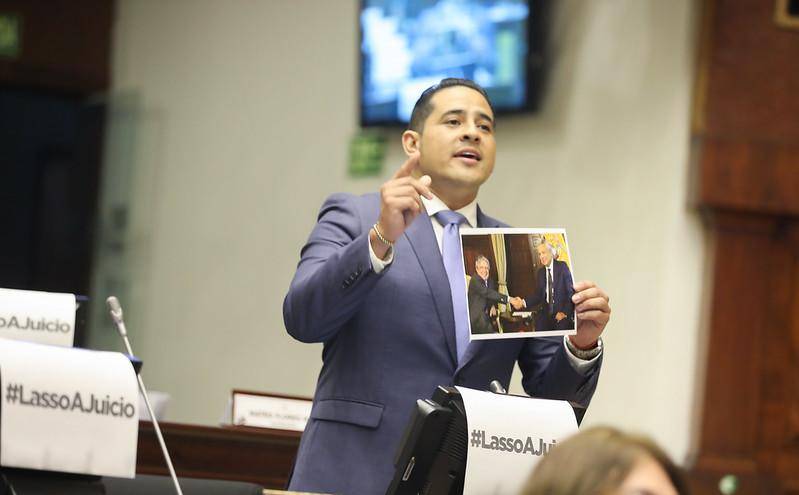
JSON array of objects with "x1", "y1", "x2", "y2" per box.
[
  {"x1": 524, "y1": 260, "x2": 575, "y2": 331},
  {"x1": 283, "y1": 193, "x2": 601, "y2": 495}
]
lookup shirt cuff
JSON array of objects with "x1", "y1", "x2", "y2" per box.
[
  {"x1": 369, "y1": 239, "x2": 394, "y2": 274},
  {"x1": 562, "y1": 336, "x2": 602, "y2": 374}
]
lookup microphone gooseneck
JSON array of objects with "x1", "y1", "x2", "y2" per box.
[{"x1": 106, "y1": 296, "x2": 183, "y2": 495}]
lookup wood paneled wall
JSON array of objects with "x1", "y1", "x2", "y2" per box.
[
  {"x1": 0, "y1": 0, "x2": 113, "y2": 93},
  {"x1": 691, "y1": 0, "x2": 799, "y2": 493}
]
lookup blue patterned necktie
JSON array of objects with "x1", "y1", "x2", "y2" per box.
[{"x1": 434, "y1": 210, "x2": 469, "y2": 364}]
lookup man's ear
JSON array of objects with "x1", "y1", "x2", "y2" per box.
[{"x1": 402, "y1": 130, "x2": 421, "y2": 156}]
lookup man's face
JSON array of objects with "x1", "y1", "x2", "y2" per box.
[
  {"x1": 416, "y1": 86, "x2": 496, "y2": 195},
  {"x1": 537, "y1": 244, "x2": 552, "y2": 266},
  {"x1": 475, "y1": 260, "x2": 490, "y2": 280}
]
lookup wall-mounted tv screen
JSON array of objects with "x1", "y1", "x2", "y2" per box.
[{"x1": 360, "y1": 0, "x2": 548, "y2": 127}]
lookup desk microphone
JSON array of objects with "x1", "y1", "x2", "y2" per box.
[
  {"x1": 489, "y1": 380, "x2": 507, "y2": 394},
  {"x1": 106, "y1": 296, "x2": 184, "y2": 495}
]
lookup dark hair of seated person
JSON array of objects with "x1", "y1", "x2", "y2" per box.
[{"x1": 521, "y1": 426, "x2": 690, "y2": 495}]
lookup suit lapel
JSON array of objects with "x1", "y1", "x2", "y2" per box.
[
  {"x1": 404, "y1": 212, "x2": 458, "y2": 367},
  {"x1": 456, "y1": 206, "x2": 502, "y2": 373}
]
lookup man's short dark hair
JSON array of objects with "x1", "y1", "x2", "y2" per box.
[{"x1": 408, "y1": 78, "x2": 494, "y2": 132}]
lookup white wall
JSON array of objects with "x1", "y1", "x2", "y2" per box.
[{"x1": 100, "y1": 0, "x2": 703, "y2": 462}]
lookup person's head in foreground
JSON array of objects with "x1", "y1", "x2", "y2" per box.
[{"x1": 521, "y1": 426, "x2": 689, "y2": 495}]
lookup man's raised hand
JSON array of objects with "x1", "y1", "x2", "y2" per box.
[
  {"x1": 370, "y1": 153, "x2": 433, "y2": 259},
  {"x1": 570, "y1": 280, "x2": 611, "y2": 350}
]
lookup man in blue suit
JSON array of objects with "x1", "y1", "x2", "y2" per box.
[
  {"x1": 283, "y1": 79, "x2": 611, "y2": 495},
  {"x1": 513, "y1": 242, "x2": 576, "y2": 332}
]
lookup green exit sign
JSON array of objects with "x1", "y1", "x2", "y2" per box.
[
  {"x1": 0, "y1": 13, "x2": 21, "y2": 59},
  {"x1": 348, "y1": 133, "x2": 386, "y2": 177}
]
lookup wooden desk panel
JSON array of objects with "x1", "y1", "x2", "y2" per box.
[{"x1": 137, "y1": 421, "x2": 301, "y2": 489}]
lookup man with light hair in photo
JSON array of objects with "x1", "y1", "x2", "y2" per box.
[{"x1": 511, "y1": 240, "x2": 576, "y2": 332}]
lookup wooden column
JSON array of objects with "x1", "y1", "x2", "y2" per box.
[{"x1": 690, "y1": 0, "x2": 799, "y2": 493}]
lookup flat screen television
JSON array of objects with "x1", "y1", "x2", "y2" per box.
[{"x1": 360, "y1": 0, "x2": 550, "y2": 127}]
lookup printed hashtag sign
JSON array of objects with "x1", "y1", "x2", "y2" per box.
[
  {"x1": 470, "y1": 429, "x2": 482, "y2": 448},
  {"x1": 6, "y1": 383, "x2": 20, "y2": 404},
  {"x1": 0, "y1": 288, "x2": 77, "y2": 347},
  {"x1": 0, "y1": 338, "x2": 139, "y2": 477},
  {"x1": 456, "y1": 386, "x2": 578, "y2": 495}
]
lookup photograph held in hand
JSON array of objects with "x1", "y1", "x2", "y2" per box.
[{"x1": 460, "y1": 229, "x2": 576, "y2": 340}]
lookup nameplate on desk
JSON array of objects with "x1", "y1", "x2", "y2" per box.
[
  {"x1": 231, "y1": 390, "x2": 311, "y2": 432},
  {"x1": 0, "y1": 288, "x2": 76, "y2": 347},
  {"x1": 0, "y1": 338, "x2": 139, "y2": 477}
]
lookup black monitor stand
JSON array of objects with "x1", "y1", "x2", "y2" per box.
[{"x1": 386, "y1": 386, "x2": 468, "y2": 495}]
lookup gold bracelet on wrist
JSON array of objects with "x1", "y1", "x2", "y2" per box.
[{"x1": 372, "y1": 223, "x2": 394, "y2": 247}]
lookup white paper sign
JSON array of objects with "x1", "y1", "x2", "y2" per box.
[
  {"x1": 232, "y1": 393, "x2": 311, "y2": 431},
  {"x1": 456, "y1": 386, "x2": 578, "y2": 495},
  {"x1": 0, "y1": 288, "x2": 77, "y2": 347},
  {"x1": 0, "y1": 338, "x2": 139, "y2": 478}
]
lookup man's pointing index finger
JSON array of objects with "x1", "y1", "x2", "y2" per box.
[{"x1": 393, "y1": 152, "x2": 420, "y2": 180}]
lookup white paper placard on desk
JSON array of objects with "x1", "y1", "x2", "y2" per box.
[
  {"x1": 459, "y1": 228, "x2": 577, "y2": 340},
  {"x1": 456, "y1": 386, "x2": 578, "y2": 495},
  {"x1": 232, "y1": 390, "x2": 311, "y2": 431},
  {"x1": 0, "y1": 338, "x2": 139, "y2": 478},
  {"x1": 0, "y1": 288, "x2": 76, "y2": 347}
]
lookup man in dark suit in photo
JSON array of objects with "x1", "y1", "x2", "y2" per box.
[
  {"x1": 283, "y1": 79, "x2": 611, "y2": 495},
  {"x1": 467, "y1": 254, "x2": 507, "y2": 334},
  {"x1": 511, "y1": 241, "x2": 576, "y2": 331}
]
